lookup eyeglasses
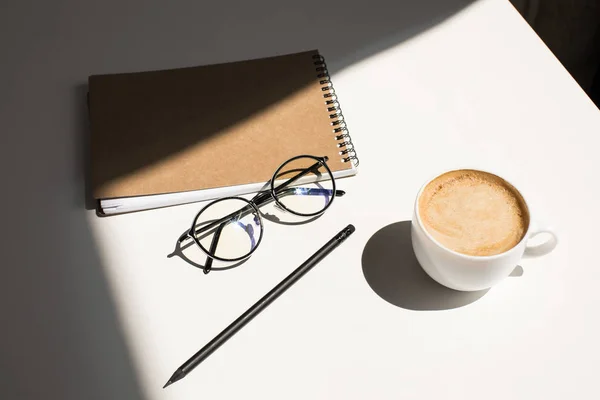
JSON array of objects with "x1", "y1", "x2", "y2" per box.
[{"x1": 177, "y1": 155, "x2": 345, "y2": 273}]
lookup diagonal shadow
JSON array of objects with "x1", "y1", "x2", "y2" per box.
[
  {"x1": 80, "y1": 0, "x2": 477, "y2": 208},
  {"x1": 1, "y1": 84, "x2": 146, "y2": 400},
  {"x1": 3, "y1": 1, "x2": 482, "y2": 399}
]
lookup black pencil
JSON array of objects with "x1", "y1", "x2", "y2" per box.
[{"x1": 163, "y1": 224, "x2": 355, "y2": 388}]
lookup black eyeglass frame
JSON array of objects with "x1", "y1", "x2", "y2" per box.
[{"x1": 178, "y1": 155, "x2": 344, "y2": 272}]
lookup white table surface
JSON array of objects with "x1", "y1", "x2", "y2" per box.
[{"x1": 3, "y1": 0, "x2": 600, "y2": 399}]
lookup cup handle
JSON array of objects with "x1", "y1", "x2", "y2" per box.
[{"x1": 524, "y1": 223, "x2": 558, "y2": 257}]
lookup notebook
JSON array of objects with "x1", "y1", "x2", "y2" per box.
[{"x1": 88, "y1": 50, "x2": 359, "y2": 215}]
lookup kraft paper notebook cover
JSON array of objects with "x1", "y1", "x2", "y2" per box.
[{"x1": 88, "y1": 50, "x2": 359, "y2": 215}]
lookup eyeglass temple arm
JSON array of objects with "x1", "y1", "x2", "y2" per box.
[
  {"x1": 180, "y1": 187, "x2": 345, "y2": 242},
  {"x1": 178, "y1": 231, "x2": 191, "y2": 243},
  {"x1": 182, "y1": 209, "x2": 245, "y2": 242},
  {"x1": 177, "y1": 223, "x2": 223, "y2": 273},
  {"x1": 190, "y1": 188, "x2": 346, "y2": 241},
  {"x1": 203, "y1": 223, "x2": 223, "y2": 274},
  {"x1": 273, "y1": 188, "x2": 345, "y2": 200},
  {"x1": 177, "y1": 215, "x2": 228, "y2": 244}
]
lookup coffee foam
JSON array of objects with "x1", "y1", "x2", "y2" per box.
[{"x1": 418, "y1": 170, "x2": 529, "y2": 257}]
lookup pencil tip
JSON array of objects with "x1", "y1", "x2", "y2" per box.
[{"x1": 163, "y1": 368, "x2": 185, "y2": 389}]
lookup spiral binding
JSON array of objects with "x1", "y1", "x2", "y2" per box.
[{"x1": 313, "y1": 54, "x2": 359, "y2": 167}]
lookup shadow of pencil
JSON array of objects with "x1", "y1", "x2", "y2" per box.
[{"x1": 361, "y1": 221, "x2": 525, "y2": 311}]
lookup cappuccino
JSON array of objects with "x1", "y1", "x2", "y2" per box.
[{"x1": 418, "y1": 170, "x2": 529, "y2": 256}]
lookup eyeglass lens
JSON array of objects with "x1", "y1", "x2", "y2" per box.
[
  {"x1": 272, "y1": 156, "x2": 335, "y2": 216},
  {"x1": 192, "y1": 198, "x2": 262, "y2": 262}
]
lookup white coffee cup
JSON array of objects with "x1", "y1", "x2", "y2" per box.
[{"x1": 411, "y1": 169, "x2": 558, "y2": 292}]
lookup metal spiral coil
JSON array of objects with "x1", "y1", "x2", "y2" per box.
[{"x1": 313, "y1": 54, "x2": 359, "y2": 167}]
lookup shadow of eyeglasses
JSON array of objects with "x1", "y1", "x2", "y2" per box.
[{"x1": 168, "y1": 220, "x2": 252, "y2": 273}]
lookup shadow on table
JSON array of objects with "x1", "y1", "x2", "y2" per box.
[
  {"x1": 1, "y1": 87, "x2": 146, "y2": 400},
  {"x1": 361, "y1": 221, "x2": 524, "y2": 311},
  {"x1": 75, "y1": 0, "x2": 476, "y2": 210},
  {"x1": 3, "y1": 1, "x2": 482, "y2": 398}
]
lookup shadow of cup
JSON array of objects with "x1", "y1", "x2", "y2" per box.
[{"x1": 361, "y1": 221, "x2": 492, "y2": 311}]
